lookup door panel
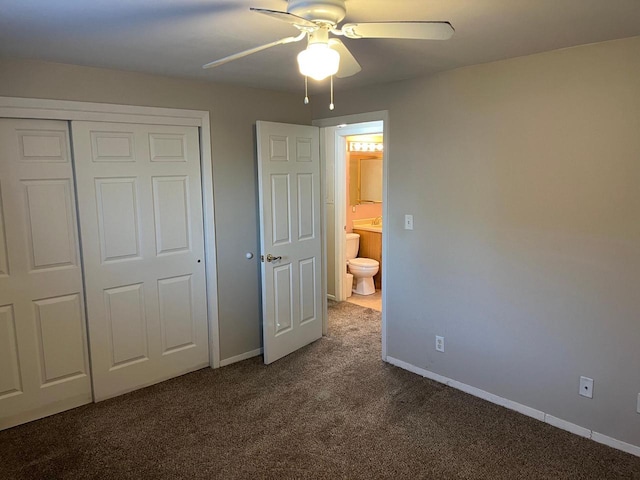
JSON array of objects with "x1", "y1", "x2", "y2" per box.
[
  {"x1": 91, "y1": 131, "x2": 136, "y2": 162},
  {"x1": 18, "y1": 129, "x2": 68, "y2": 162},
  {"x1": 95, "y1": 177, "x2": 141, "y2": 262},
  {"x1": 149, "y1": 133, "x2": 188, "y2": 162},
  {"x1": 273, "y1": 263, "x2": 293, "y2": 335},
  {"x1": 152, "y1": 176, "x2": 191, "y2": 255},
  {"x1": 257, "y1": 121, "x2": 322, "y2": 364},
  {"x1": 0, "y1": 191, "x2": 8, "y2": 276},
  {"x1": 0, "y1": 305, "x2": 21, "y2": 397},
  {"x1": 299, "y1": 257, "x2": 317, "y2": 323},
  {"x1": 72, "y1": 121, "x2": 208, "y2": 401},
  {"x1": 0, "y1": 119, "x2": 91, "y2": 430},
  {"x1": 104, "y1": 283, "x2": 148, "y2": 368},
  {"x1": 158, "y1": 274, "x2": 195, "y2": 353},
  {"x1": 23, "y1": 179, "x2": 78, "y2": 270},
  {"x1": 297, "y1": 173, "x2": 315, "y2": 239},
  {"x1": 34, "y1": 293, "x2": 86, "y2": 384}
]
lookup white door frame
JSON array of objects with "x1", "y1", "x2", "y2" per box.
[
  {"x1": 313, "y1": 111, "x2": 389, "y2": 361},
  {"x1": 0, "y1": 96, "x2": 221, "y2": 368},
  {"x1": 328, "y1": 120, "x2": 384, "y2": 303}
]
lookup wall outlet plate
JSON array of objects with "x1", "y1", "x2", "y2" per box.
[
  {"x1": 435, "y1": 335, "x2": 444, "y2": 353},
  {"x1": 579, "y1": 376, "x2": 594, "y2": 399}
]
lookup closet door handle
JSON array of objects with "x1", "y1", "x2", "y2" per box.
[{"x1": 265, "y1": 254, "x2": 282, "y2": 262}]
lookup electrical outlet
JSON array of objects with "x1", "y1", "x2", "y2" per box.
[
  {"x1": 435, "y1": 335, "x2": 444, "y2": 353},
  {"x1": 579, "y1": 376, "x2": 594, "y2": 399},
  {"x1": 404, "y1": 214, "x2": 414, "y2": 230}
]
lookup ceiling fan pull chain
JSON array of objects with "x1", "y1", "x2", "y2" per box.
[
  {"x1": 329, "y1": 75, "x2": 335, "y2": 110},
  {"x1": 304, "y1": 76, "x2": 310, "y2": 104}
]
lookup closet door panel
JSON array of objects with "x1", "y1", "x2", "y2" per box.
[
  {"x1": 72, "y1": 121, "x2": 209, "y2": 401},
  {"x1": 0, "y1": 119, "x2": 91, "y2": 430}
]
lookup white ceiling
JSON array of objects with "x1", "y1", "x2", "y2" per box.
[{"x1": 1, "y1": 0, "x2": 639, "y2": 93}]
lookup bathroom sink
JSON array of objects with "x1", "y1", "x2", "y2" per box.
[
  {"x1": 352, "y1": 218, "x2": 382, "y2": 233},
  {"x1": 353, "y1": 225, "x2": 382, "y2": 233}
]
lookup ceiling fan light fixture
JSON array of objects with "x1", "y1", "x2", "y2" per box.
[{"x1": 297, "y1": 43, "x2": 340, "y2": 81}]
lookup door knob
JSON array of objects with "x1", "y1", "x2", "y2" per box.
[{"x1": 265, "y1": 254, "x2": 282, "y2": 262}]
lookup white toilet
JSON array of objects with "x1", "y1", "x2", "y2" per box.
[{"x1": 346, "y1": 233, "x2": 379, "y2": 296}]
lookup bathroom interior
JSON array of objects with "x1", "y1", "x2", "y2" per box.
[{"x1": 345, "y1": 133, "x2": 383, "y2": 311}]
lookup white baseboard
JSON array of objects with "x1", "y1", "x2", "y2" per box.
[
  {"x1": 592, "y1": 432, "x2": 640, "y2": 457},
  {"x1": 448, "y1": 376, "x2": 545, "y2": 421},
  {"x1": 386, "y1": 356, "x2": 640, "y2": 458},
  {"x1": 327, "y1": 294, "x2": 336, "y2": 301},
  {"x1": 219, "y1": 348, "x2": 263, "y2": 367},
  {"x1": 544, "y1": 414, "x2": 591, "y2": 438}
]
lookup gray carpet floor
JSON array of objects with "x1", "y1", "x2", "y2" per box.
[{"x1": 2, "y1": 301, "x2": 640, "y2": 479}]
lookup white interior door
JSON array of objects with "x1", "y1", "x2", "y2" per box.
[
  {"x1": 257, "y1": 121, "x2": 323, "y2": 364},
  {"x1": 0, "y1": 119, "x2": 91, "y2": 429},
  {"x1": 71, "y1": 121, "x2": 209, "y2": 401}
]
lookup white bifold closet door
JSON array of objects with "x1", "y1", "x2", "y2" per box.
[
  {"x1": 0, "y1": 119, "x2": 92, "y2": 429},
  {"x1": 71, "y1": 121, "x2": 209, "y2": 401}
]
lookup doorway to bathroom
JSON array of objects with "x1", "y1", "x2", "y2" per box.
[
  {"x1": 314, "y1": 111, "x2": 388, "y2": 359},
  {"x1": 344, "y1": 132, "x2": 383, "y2": 311}
]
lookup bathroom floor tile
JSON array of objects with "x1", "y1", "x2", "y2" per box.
[{"x1": 346, "y1": 289, "x2": 382, "y2": 311}]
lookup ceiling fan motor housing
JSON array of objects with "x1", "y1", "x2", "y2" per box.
[{"x1": 288, "y1": 0, "x2": 347, "y2": 26}]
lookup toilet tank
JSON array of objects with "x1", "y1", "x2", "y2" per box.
[{"x1": 346, "y1": 233, "x2": 360, "y2": 260}]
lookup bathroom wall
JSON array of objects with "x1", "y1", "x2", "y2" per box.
[
  {"x1": 311, "y1": 36, "x2": 640, "y2": 448},
  {"x1": 346, "y1": 149, "x2": 383, "y2": 232},
  {"x1": 346, "y1": 204, "x2": 382, "y2": 233},
  {"x1": 0, "y1": 57, "x2": 312, "y2": 362}
]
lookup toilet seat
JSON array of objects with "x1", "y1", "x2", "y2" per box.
[{"x1": 348, "y1": 258, "x2": 379, "y2": 268}]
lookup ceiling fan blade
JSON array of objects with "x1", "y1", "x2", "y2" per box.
[
  {"x1": 250, "y1": 8, "x2": 318, "y2": 30},
  {"x1": 203, "y1": 32, "x2": 306, "y2": 69},
  {"x1": 341, "y1": 21, "x2": 454, "y2": 40},
  {"x1": 328, "y1": 38, "x2": 362, "y2": 78}
]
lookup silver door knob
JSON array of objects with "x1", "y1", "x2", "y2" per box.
[{"x1": 266, "y1": 254, "x2": 282, "y2": 262}]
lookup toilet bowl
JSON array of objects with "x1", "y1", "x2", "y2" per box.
[
  {"x1": 348, "y1": 257, "x2": 379, "y2": 295},
  {"x1": 345, "y1": 233, "x2": 379, "y2": 296}
]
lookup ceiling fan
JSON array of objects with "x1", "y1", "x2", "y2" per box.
[{"x1": 202, "y1": 0, "x2": 454, "y2": 108}]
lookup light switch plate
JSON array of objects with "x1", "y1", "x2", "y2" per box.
[{"x1": 404, "y1": 214, "x2": 414, "y2": 230}]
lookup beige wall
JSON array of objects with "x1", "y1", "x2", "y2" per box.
[
  {"x1": 0, "y1": 58, "x2": 312, "y2": 361},
  {"x1": 312, "y1": 36, "x2": 640, "y2": 447}
]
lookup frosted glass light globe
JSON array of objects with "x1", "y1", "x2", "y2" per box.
[{"x1": 297, "y1": 43, "x2": 340, "y2": 81}]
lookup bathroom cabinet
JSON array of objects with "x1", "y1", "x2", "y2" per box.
[{"x1": 352, "y1": 229, "x2": 382, "y2": 289}]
